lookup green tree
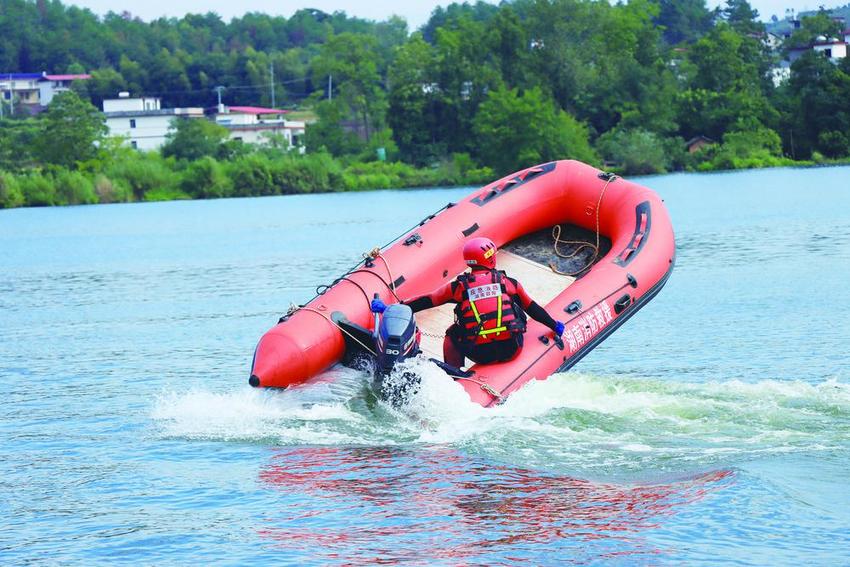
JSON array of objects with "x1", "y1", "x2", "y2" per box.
[
  {"x1": 777, "y1": 51, "x2": 850, "y2": 158},
  {"x1": 35, "y1": 91, "x2": 107, "y2": 168},
  {"x1": 0, "y1": 118, "x2": 41, "y2": 171},
  {"x1": 721, "y1": 0, "x2": 763, "y2": 35},
  {"x1": 310, "y1": 33, "x2": 387, "y2": 142},
  {"x1": 78, "y1": 67, "x2": 127, "y2": 107},
  {"x1": 676, "y1": 22, "x2": 776, "y2": 140},
  {"x1": 421, "y1": 1, "x2": 499, "y2": 43},
  {"x1": 161, "y1": 118, "x2": 229, "y2": 161},
  {"x1": 303, "y1": 99, "x2": 365, "y2": 156},
  {"x1": 428, "y1": 20, "x2": 502, "y2": 155},
  {"x1": 473, "y1": 86, "x2": 597, "y2": 174},
  {"x1": 655, "y1": 0, "x2": 715, "y2": 45},
  {"x1": 387, "y1": 34, "x2": 443, "y2": 165}
]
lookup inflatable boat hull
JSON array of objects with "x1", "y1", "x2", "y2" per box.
[{"x1": 250, "y1": 160, "x2": 675, "y2": 407}]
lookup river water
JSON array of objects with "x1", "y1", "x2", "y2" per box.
[{"x1": 1, "y1": 166, "x2": 849, "y2": 564}]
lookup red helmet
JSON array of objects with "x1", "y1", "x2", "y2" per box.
[{"x1": 463, "y1": 237, "x2": 497, "y2": 269}]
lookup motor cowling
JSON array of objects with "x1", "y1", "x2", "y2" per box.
[{"x1": 375, "y1": 304, "x2": 421, "y2": 376}]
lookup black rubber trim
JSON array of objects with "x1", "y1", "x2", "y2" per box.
[
  {"x1": 462, "y1": 223, "x2": 480, "y2": 237},
  {"x1": 553, "y1": 258, "x2": 675, "y2": 372},
  {"x1": 614, "y1": 201, "x2": 651, "y2": 267},
  {"x1": 471, "y1": 162, "x2": 556, "y2": 207},
  {"x1": 485, "y1": 256, "x2": 675, "y2": 407},
  {"x1": 392, "y1": 275, "x2": 406, "y2": 289}
]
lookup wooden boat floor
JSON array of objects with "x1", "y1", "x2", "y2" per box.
[{"x1": 416, "y1": 250, "x2": 574, "y2": 359}]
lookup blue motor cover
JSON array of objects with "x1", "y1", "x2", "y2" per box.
[{"x1": 375, "y1": 304, "x2": 420, "y2": 375}]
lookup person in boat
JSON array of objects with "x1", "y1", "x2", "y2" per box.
[{"x1": 371, "y1": 236, "x2": 565, "y2": 368}]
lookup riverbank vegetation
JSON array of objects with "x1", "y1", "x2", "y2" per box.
[{"x1": 2, "y1": 0, "x2": 850, "y2": 208}]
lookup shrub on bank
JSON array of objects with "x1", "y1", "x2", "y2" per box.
[
  {"x1": 0, "y1": 171, "x2": 25, "y2": 208},
  {"x1": 699, "y1": 127, "x2": 793, "y2": 171},
  {"x1": 93, "y1": 174, "x2": 132, "y2": 203},
  {"x1": 105, "y1": 152, "x2": 179, "y2": 201},
  {"x1": 596, "y1": 129, "x2": 670, "y2": 175},
  {"x1": 425, "y1": 153, "x2": 494, "y2": 186},
  {"x1": 180, "y1": 157, "x2": 232, "y2": 199},
  {"x1": 53, "y1": 170, "x2": 98, "y2": 205},
  {"x1": 269, "y1": 152, "x2": 345, "y2": 193},
  {"x1": 227, "y1": 154, "x2": 276, "y2": 197},
  {"x1": 17, "y1": 173, "x2": 56, "y2": 206},
  {"x1": 343, "y1": 160, "x2": 427, "y2": 190}
]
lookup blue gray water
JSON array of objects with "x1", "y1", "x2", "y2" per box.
[{"x1": 1, "y1": 166, "x2": 849, "y2": 564}]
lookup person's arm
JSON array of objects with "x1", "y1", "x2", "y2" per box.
[
  {"x1": 405, "y1": 280, "x2": 458, "y2": 313},
  {"x1": 525, "y1": 301, "x2": 558, "y2": 331},
  {"x1": 510, "y1": 278, "x2": 559, "y2": 331}
]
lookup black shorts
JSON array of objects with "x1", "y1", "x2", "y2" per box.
[{"x1": 447, "y1": 324, "x2": 524, "y2": 365}]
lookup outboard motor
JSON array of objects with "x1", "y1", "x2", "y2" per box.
[{"x1": 374, "y1": 303, "x2": 422, "y2": 406}]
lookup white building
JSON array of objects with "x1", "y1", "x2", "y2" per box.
[
  {"x1": 0, "y1": 72, "x2": 90, "y2": 111},
  {"x1": 812, "y1": 36, "x2": 848, "y2": 61},
  {"x1": 38, "y1": 74, "x2": 91, "y2": 105},
  {"x1": 788, "y1": 33, "x2": 849, "y2": 64},
  {"x1": 103, "y1": 93, "x2": 204, "y2": 150},
  {"x1": 214, "y1": 106, "x2": 305, "y2": 150}
]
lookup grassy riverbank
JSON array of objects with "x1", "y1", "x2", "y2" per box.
[
  {"x1": 2, "y1": 146, "x2": 849, "y2": 209},
  {"x1": 0, "y1": 150, "x2": 496, "y2": 208}
]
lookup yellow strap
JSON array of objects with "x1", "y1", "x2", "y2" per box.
[
  {"x1": 469, "y1": 297, "x2": 482, "y2": 325},
  {"x1": 469, "y1": 288, "x2": 507, "y2": 337},
  {"x1": 479, "y1": 326, "x2": 508, "y2": 335}
]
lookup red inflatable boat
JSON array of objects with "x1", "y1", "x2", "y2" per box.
[{"x1": 250, "y1": 160, "x2": 675, "y2": 407}]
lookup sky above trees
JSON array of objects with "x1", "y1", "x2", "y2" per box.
[{"x1": 64, "y1": 0, "x2": 849, "y2": 27}]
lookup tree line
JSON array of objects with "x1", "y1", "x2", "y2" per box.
[{"x1": 1, "y1": 0, "x2": 850, "y2": 209}]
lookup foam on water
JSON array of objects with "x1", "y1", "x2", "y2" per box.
[{"x1": 151, "y1": 357, "x2": 850, "y2": 475}]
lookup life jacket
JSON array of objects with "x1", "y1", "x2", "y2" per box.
[{"x1": 454, "y1": 270, "x2": 526, "y2": 345}]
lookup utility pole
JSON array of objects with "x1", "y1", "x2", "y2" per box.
[
  {"x1": 8, "y1": 74, "x2": 13, "y2": 116},
  {"x1": 269, "y1": 63, "x2": 276, "y2": 108},
  {"x1": 328, "y1": 75, "x2": 332, "y2": 101},
  {"x1": 213, "y1": 85, "x2": 225, "y2": 111}
]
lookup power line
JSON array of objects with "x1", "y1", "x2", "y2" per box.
[{"x1": 140, "y1": 75, "x2": 313, "y2": 97}]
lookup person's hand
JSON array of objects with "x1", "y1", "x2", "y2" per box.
[
  {"x1": 554, "y1": 321, "x2": 565, "y2": 336},
  {"x1": 371, "y1": 298, "x2": 387, "y2": 313}
]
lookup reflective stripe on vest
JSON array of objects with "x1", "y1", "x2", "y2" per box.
[
  {"x1": 455, "y1": 271, "x2": 522, "y2": 342},
  {"x1": 467, "y1": 288, "x2": 508, "y2": 336}
]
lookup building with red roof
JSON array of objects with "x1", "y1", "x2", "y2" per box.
[{"x1": 214, "y1": 105, "x2": 305, "y2": 150}]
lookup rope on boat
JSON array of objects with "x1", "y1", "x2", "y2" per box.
[
  {"x1": 287, "y1": 304, "x2": 379, "y2": 357},
  {"x1": 358, "y1": 247, "x2": 401, "y2": 301},
  {"x1": 549, "y1": 172, "x2": 618, "y2": 276},
  {"x1": 452, "y1": 375, "x2": 504, "y2": 401},
  {"x1": 284, "y1": 245, "x2": 400, "y2": 357}
]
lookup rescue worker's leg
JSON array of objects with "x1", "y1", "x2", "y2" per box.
[{"x1": 443, "y1": 325, "x2": 465, "y2": 368}]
